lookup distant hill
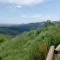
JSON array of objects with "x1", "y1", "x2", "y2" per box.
[
  {"x1": 0, "y1": 21, "x2": 59, "y2": 35},
  {"x1": 0, "y1": 22, "x2": 44, "y2": 35}
]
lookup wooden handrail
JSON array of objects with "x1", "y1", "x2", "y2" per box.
[
  {"x1": 46, "y1": 46, "x2": 55, "y2": 60},
  {"x1": 55, "y1": 44, "x2": 60, "y2": 52}
]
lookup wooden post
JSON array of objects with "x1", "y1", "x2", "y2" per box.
[
  {"x1": 46, "y1": 46, "x2": 55, "y2": 60},
  {"x1": 55, "y1": 44, "x2": 60, "y2": 52}
]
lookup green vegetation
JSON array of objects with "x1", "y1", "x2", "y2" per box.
[
  {"x1": 0, "y1": 34, "x2": 14, "y2": 43},
  {"x1": 54, "y1": 54, "x2": 60, "y2": 60},
  {"x1": 0, "y1": 21, "x2": 60, "y2": 60}
]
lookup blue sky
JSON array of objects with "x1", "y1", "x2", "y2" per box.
[{"x1": 0, "y1": 0, "x2": 60, "y2": 24}]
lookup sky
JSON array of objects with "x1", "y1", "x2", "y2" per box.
[{"x1": 0, "y1": 0, "x2": 60, "y2": 24}]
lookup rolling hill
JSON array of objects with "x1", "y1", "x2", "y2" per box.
[
  {"x1": 0, "y1": 21, "x2": 59, "y2": 35},
  {"x1": 0, "y1": 22, "x2": 44, "y2": 35}
]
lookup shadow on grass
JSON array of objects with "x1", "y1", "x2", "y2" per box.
[{"x1": 0, "y1": 57, "x2": 2, "y2": 60}]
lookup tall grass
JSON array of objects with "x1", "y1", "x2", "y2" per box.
[{"x1": 0, "y1": 23, "x2": 60, "y2": 60}]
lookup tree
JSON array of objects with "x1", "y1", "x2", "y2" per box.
[{"x1": 44, "y1": 20, "x2": 55, "y2": 27}]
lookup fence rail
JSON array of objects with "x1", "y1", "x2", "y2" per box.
[{"x1": 46, "y1": 44, "x2": 60, "y2": 60}]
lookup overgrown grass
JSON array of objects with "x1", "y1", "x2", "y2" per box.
[
  {"x1": 0, "y1": 34, "x2": 14, "y2": 43},
  {"x1": 0, "y1": 23, "x2": 60, "y2": 60}
]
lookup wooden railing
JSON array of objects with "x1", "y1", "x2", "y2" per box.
[{"x1": 46, "y1": 44, "x2": 60, "y2": 60}]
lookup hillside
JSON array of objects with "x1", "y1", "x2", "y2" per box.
[
  {"x1": 0, "y1": 21, "x2": 59, "y2": 35},
  {"x1": 0, "y1": 22, "x2": 43, "y2": 35},
  {"x1": 0, "y1": 21, "x2": 60, "y2": 60}
]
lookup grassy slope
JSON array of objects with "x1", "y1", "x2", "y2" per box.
[
  {"x1": 0, "y1": 25, "x2": 60, "y2": 60},
  {"x1": 0, "y1": 34, "x2": 14, "y2": 44}
]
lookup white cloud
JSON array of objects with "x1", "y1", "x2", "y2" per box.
[
  {"x1": 20, "y1": 14, "x2": 59, "y2": 21},
  {"x1": 15, "y1": 5, "x2": 22, "y2": 8},
  {"x1": 8, "y1": 5, "x2": 22, "y2": 9},
  {"x1": 0, "y1": 14, "x2": 59, "y2": 24},
  {"x1": 0, "y1": 0, "x2": 52, "y2": 8},
  {"x1": 20, "y1": 14, "x2": 42, "y2": 18},
  {"x1": 0, "y1": 0, "x2": 44, "y2": 5}
]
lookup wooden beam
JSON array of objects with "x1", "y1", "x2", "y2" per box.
[
  {"x1": 46, "y1": 46, "x2": 55, "y2": 60},
  {"x1": 55, "y1": 44, "x2": 60, "y2": 52}
]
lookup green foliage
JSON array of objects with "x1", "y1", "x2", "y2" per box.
[
  {"x1": 0, "y1": 21, "x2": 60, "y2": 60},
  {"x1": 0, "y1": 34, "x2": 13, "y2": 43},
  {"x1": 44, "y1": 20, "x2": 55, "y2": 27},
  {"x1": 54, "y1": 54, "x2": 60, "y2": 60}
]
